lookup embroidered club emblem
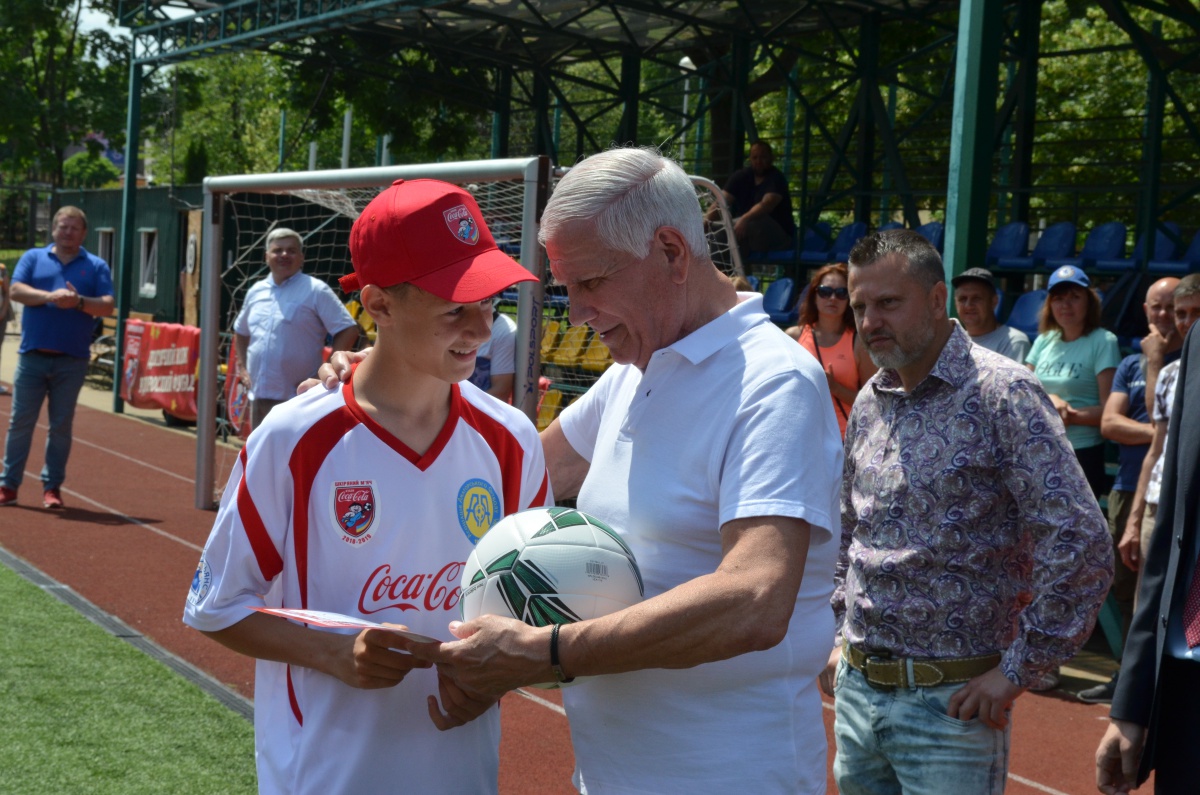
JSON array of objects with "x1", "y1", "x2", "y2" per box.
[
  {"x1": 457, "y1": 478, "x2": 499, "y2": 544},
  {"x1": 443, "y1": 204, "x2": 480, "y2": 246},
  {"x1": 334, "y1": 481, "x2": 376, "y2": 543}
]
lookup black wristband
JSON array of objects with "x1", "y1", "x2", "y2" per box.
[
  {"x1": 75, "y1": 295, "x2": 85, "y2": 310},
  {"x1": 550, "y1": 623, "x2": 574, "y2": 684}
]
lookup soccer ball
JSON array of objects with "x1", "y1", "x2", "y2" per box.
[{"x1": 459, "y1": 506, "x2": 644, "y2": 688}]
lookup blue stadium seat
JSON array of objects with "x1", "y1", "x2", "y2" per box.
[
  {"x1": 984, "y1": 221, "x2": 1029, "y2": 267},
  {"x1": 1044, "y1": 221, "x2": 1126, "y2": 271},
  {"x1": 827, "y1": 221, "x2": 868, "y2": 263},
  {"x1": 915, "y1": 221, "x2": 945, "y2": 252},
  {"x1": 1146, "y1": 230, "x2": 1200, "y2": 276},
  {"x1": 746, "y1": 221, "x2": 831, "y2": 266},
  {"x1": 877, "y1": 221, "x2": 904, "y2": 232},
  {"x1": 1093, "y1": 222, "x2": 1180, "y2": 274},
  {"x1": 1005, "y1": 289, "x2": 1047, "y2": 340},
  {"x1": 796, "y1": 222, "x2": 835, "y2": 266},
  {"x1": 994, "y1": 221, "x2": 1075, "y2": 271},
  {"x1": 762, "y1": 277, "x2": 799, "y2": 326}
]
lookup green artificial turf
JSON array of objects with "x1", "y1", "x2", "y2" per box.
[{"x1": 0, "y1": 562, "x2": 257, "y2": 794}]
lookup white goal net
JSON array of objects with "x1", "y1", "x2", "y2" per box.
[{"x1": 194, "y1": 157, "x2": 742, "y2": 508}]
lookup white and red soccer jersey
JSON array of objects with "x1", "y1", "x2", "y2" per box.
[{"x1": 184, "y1": 378, "x2": 550, "y2": 795}]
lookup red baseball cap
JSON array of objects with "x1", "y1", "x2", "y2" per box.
[{"x1": 342, "y1": 179, "x2": 536, "y2": 301}]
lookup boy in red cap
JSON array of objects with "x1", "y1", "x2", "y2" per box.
[{"x1": 184, "y1": 179, "x2": 550, "y2": 795}]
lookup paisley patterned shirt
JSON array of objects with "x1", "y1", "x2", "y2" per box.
[{"x1": 833, "y1": 323, "x2": 1113, "y2": 686}]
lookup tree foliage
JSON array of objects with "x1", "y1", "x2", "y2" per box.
[
  {"x1": 0, "y1": 0, "x2": 132, "y2": 187},
  {"x1": 63, "y1": 149, "x2": 121, "y2": 188}
]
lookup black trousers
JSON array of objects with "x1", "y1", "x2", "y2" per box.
[{"x1": 1152, "y1": 654, "x2": 1200, "y2": 794}]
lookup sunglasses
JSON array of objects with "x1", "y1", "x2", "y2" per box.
[{"x1": 816, "y1": 285, "x2": 849, "y2": 300}]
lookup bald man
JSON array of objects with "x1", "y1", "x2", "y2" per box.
[{"x1": 1089, "y1": 277, "x2": 1182, "y2": 704}]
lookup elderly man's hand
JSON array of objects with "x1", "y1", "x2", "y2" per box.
[
  {"x1": 297, "y1": 347, "x2": 373, "y2": 394},
  {"x1": 400, "y1": 615, "x2": 552, "y2": 696}
]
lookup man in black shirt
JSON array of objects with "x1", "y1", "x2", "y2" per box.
[{"x1": 706, "y1": 140, "x2": 795, "y2": 259}]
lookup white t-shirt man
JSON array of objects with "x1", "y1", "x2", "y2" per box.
[
  {"x1": 1147, "y1": 358, "x2": 1181, "y2": 506},
  {"x1": 557, "y1": 293, "x2": 842, "y2": 794},
  {"x1": 970, "y1": 324, "x2": 1031, "y2": 364},
  {"x1": 234, "y1": 271, "x2": 357, "y2": 401},
  {"x1": 184, "y1": 378, "x2": 550, "y2": 795},
  {"x1": 469, "y1": 311, "x2": 517, "y2": 392}
]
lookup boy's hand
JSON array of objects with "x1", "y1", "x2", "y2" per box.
[{"x1": 340, "y1": 626, "x2": 433, "y2": 689}]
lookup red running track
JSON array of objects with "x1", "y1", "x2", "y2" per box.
[{"x1": 0, "y1": 399, "x2": 1138, "y2": 794}]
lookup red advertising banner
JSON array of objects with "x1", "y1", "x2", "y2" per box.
[{"x1": 120, "y1": 321, "x2": 200, "y2": 421}]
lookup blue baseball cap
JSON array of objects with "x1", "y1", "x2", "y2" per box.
[{"x1": 1048, "y1": 264, "x2": 1089, "y2": 290}]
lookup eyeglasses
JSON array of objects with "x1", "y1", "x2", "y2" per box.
[{"x1": 816, "y1": 285, "x2": 849, "y2": 300}]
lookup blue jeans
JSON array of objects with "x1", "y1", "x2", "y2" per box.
[
  {"x1": 1, "y1": 352, "x2": 89, "y2": 491},
  {"x1": 833, "y1": 657, "x2": 1011, "y2": 795}
]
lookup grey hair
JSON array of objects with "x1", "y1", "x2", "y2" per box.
[
  {"x1": 265, "y1": 227, "x2": 303, "y2": 252},
  {"x1": 1175, "y1": 273, "x2": 1200, "y2": 300},
  {"x1": 847, "y1": 228, "x2": 944, "y2": 288},
  {"x1": 538, "y1": 146, "x2": 709, "y2": 260}
]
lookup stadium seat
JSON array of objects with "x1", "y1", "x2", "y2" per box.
[
  {"x1": 1146, "y1": 231, "x2": 1200, "y2": 276},
  {"x1": 1044, "y1": 220, "x2": 1126, "y2": 271},
  {"x1": 579, "y1": 331, "x2": 613, "y2": 373},
  {"x1": 762, "y1": 277, "x2": 799, "y2": 326},
  {"x1": 746, "y1": 274, "x2": 761, "y2": 291},
  {"x1": 1093, "y1": 222, "x2": 1180, "y2": 274},
  {"x1": 877, "y1": 221, "x2": 904, "y2": 232},
  {"x1": 994, "y1": 221, "x2": 1075, "y2": 271},
  {"x1": 540, "y1": 318, "x2": 564, "y2": 361},
  {"x1": 1005, "y1": 289, "x2": 1047, "y2": 340},
  {"x1": 536, "y1": 389, "x2": 563, "y2": 431},
  {"x1": 745, "y1": 222, "x2": 829, "y2": 266},
  {"x1": 984, "y1": 221, "x2": 1029, "y2": 267},
  {"x1": 826, "y1": 221, "x2": 868, "y2": 263},
  {"x1": 796, "y1": 222, "x2": 836, "y2": 265},
  {"x1": 546, "y1": 324, "x2": 589, "y2": 367},
  {"x1": 915, "y1": 221, "x2": 945, "y2": 252}
]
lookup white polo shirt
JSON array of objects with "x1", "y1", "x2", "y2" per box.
[
  {"x1": 558, "y1": 292, "x2": 842, "y2": 795},
  {"x1": 233, "y1": 271, "x2": 357, "y2": 401},
  {"x1": 185, "y1": 378, "x2": 550, "y2": 795}
]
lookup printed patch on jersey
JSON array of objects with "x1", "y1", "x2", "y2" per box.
[
  {"x1": 457, "y1": 478, "x2": 499, "y2": 544},
  {"x1": 188, "y1": 556, "x2": 212, "y2": 606},
  {"x1": 443, "y1": 204, "x2": 480, "y2": 245},
  {"x1": 333, "y1": 480, "x2": 377, "y2": 545}
]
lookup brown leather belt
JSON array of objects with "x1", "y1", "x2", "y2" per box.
[{"x1": 844, "y1": 643, "x2": 1001, "y2": 690}]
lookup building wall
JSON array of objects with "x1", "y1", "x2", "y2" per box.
[{"x1": 57, "y1": 186, "x2": 204, "y2": 323}]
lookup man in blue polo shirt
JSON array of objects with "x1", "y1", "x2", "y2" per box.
[{"x1": 0, "y1": 206, "x2": 114, "y2": 509}]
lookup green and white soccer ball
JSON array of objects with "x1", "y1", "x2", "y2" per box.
[{"x1": 459, "y1": 506, "x2": 644, "y2": 688}]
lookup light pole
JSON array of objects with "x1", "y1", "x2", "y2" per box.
[{"x1": 679, "y1": 56, "x2": 696, "y2": 170}]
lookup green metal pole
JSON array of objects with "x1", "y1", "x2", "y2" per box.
[
  {"x1": 277, "y1": 108, "x2": 286, "y2": 171},
  {"x1": 782, "y1": 65, "x2": 797, "y2": 179},
  {"x1": 1136, "y1": 21, "x2": 1165, "y2": 276},
  {"x1": 113, "y1": 58, "x2": 143, "y2": 413},
  {"x1": 944, "y1": 0, "x2": 1002, "y2": 290},
  {"x1": 492, "y1": 67, "x2": 511, "y2": 159}
]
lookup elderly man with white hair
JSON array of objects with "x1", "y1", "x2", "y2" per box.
[{"x1": 391, "y1": 147, "x2": 844, "y2": 794}]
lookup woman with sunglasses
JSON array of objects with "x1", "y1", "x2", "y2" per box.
[{"x1": 788, "y1": 262, "x2": 876, "y2": 437}]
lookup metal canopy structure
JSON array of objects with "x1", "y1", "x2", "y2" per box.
[{"x1": 105, "y1": 0, "x2": 1200, "y2": 408}]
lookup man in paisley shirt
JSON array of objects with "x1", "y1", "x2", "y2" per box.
[{"x1": 823, "y1": 229, "x2": 1113, "y2": 795}]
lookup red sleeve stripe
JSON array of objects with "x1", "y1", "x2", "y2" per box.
[
  {"x1": 236, "y1": 446, "x2": 284, "y2": 581},
  {"x1": 531, "y1": 471, "x2": 550, "y2": 508},
  {"x1": 288, "y1": 406, "x2": 363, "y2": 608},
  {"x1": 458, "y1": 398, "x2": 530, "y2": 516}
]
